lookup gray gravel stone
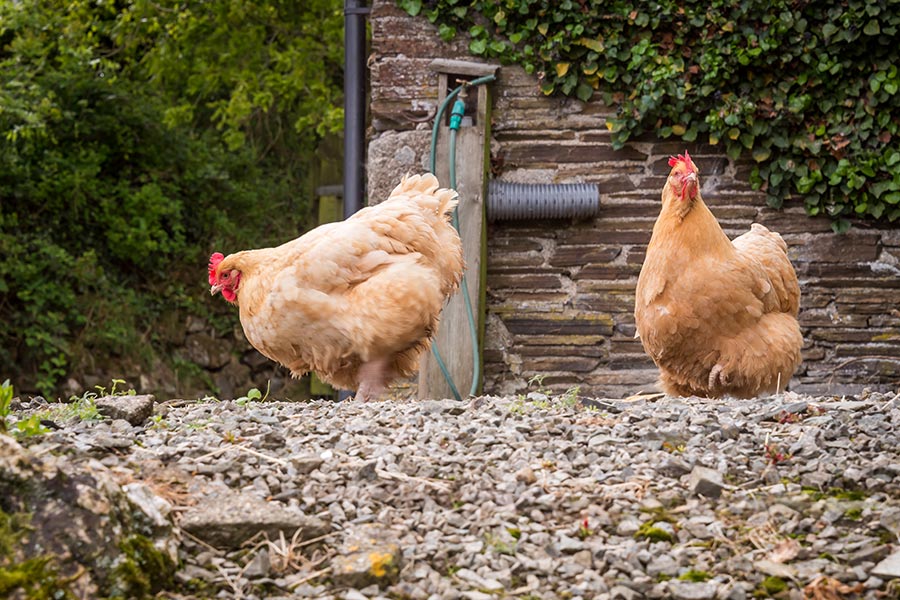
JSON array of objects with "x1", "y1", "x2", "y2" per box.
[
  {"x1": 8, "y1": 389, "x2": 900, "y2": 598},
  {"x1": 872, "y1": 550, "x2": 900, "y2": 579},
  {"x1": 688, "y1": 465, "x2": 726, "y2": 498},
  {"x1": 667, "y1": 581, "x2": 718, "y2": 600}
]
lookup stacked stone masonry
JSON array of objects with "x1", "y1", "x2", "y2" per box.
[{"x1": 368, "y1": 0, "x2": 900, "y2": 398}]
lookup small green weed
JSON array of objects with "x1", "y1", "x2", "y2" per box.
[
  {"x1": 148, "y1": 415, "x2": 169, "y2": 430},
  {"x1": 635, "y1": 524, "x2": 675, "y2": 543},
  {"x1": 484, "y1": 531, "x2": 517, "y2": 556},
  {"x1": 843, "y1": 507, "x2": 863, "y2": 521},
  {"x1": 508, "y1": 375, "x2": 584, "y2": 414},
  {"x1": 235, "y1": 381, "x2": 270, "y2": 406},
  {"x1": 678, "y1": 569, "x2": 712, "y2": 582},
  {"x1": 94, "y1": 378, "x2": 135, "y2": 397},
  {"x1": 802, "y1": 487, "x2": 867, "y2": 502},
  {"x1": 754, "y1": 575, "x2": 788, "y2": 597},
  {"x1": 576, "y1": 517, "x2": 593, "y2": 540},
  {"x1": 634, "y1": 510, "x2": 678, "y2": 543}
]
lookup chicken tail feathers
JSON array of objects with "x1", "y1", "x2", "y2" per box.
[{"x1": 390, "y1": 173, "x2": 459, "y2": 218}]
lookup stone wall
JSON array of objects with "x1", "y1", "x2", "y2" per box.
[{"x1": 368, "y1": 0, "x2": 900, "y2": 398}]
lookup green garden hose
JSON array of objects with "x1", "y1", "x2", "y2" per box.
[{"x1": 428, "y1": 74, "x2": 497, "y2": 400}]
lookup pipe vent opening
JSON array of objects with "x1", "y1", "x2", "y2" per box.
[{"x1": 488, "y1": 181, "x2": 600, "y2": 222}]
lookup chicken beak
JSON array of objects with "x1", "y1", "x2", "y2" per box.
[
  {"x1": 210, "y1": 284, "x2": 223, "y2": 296},
  {"x1": 681, "y1": 172, "x2": 699, "y2": 201}
]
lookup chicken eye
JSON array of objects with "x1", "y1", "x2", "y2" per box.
[{"x1": 222, "y1": 273, "x2": 230, "y2": 279}]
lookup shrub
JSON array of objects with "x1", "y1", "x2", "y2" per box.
[{"x1": 0, "y1": 0, "x2": 343, "y2": 395}]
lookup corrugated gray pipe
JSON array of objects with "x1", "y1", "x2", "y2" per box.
[{"x1": 488, "y1": 181, "x2": 600, "y2": 221}]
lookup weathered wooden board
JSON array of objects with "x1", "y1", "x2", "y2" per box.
[{"x1": 417, "y1": 69, "x2": 494, "y2": 400}]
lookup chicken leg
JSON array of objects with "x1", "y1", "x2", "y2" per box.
[{"x1": 354, "y1": 357, "x2": 391, "y2": 402}]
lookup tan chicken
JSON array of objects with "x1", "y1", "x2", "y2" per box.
[
  {"x1": 208, "y1": 173, "x2": 464, "y2": 401},
  {"x1": 634, "y1": 151, "x2": 802, "y2": 398}
]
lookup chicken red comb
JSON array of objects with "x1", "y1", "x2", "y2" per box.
[
  {"x1": 668, "y1": 150, "x2": 693, "y2": 170},
  {"x1": 208, "y1": 252, "x2": 224, "y2": 285}
]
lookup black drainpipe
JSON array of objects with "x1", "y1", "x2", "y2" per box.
[
  {"x1": 340, "y1": 0, "x2": 368, "y2": 402},
  {"x1": 343, "y1": 0, "x2": 368, "y2": 221}
]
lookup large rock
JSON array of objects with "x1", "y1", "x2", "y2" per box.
[
  {"x1": 95, "y1": 394, "x2": 155, "y2": 426},
  {"x1": 330, "y1": 524, "x2": 403, "y2": 588},
  {"x1": 0, "y1": 434, "x2": 177, "y2": 599},
  {"x1": 178, "y1": 489, "x2": 330, "y2": 550}
]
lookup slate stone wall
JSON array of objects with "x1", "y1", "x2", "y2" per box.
[{"x1": 369, "y1": 0, "x2": 900, "y2": 397}]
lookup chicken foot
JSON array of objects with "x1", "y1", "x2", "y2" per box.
[
  {"x1": 354, "y1": 358, "x2": 390, "y2": 402},
  {"x1": 708, "y1": 364, "x2": 728, "y2": 390}
]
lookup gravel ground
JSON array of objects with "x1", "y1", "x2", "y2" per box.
[{"x1": 11, "y1": 388, "x2": 900, "y2": 599}]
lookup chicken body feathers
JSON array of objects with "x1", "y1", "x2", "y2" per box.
[
  {"x1": 218, "y1": 173, "x2": 463, "y2": 392},
  {"x1": 635, "y1": 171, "x2": 802, "y2": 399}
]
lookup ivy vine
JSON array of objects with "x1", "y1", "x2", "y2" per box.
[{"x1": 398, "y1": 0, "x2": 900, "y2": 231}]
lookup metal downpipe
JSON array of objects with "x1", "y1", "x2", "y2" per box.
[
  {"x1": 343, "y1": 0, "x2": 368, "y2": 221},
  {"x1": 340, "y1": 0, "x2": 368, "y2": 402}
]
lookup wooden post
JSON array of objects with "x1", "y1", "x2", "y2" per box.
[{"x1": 418, "y1": 60, "x2": 499, "y2": 400}]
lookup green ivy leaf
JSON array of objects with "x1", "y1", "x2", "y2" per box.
[
  {"x1": 399, "y1": 0, "x2": 422, "y2": 17},
  {"x1": 831, "y1": 218, "x2": 851, "y2": 233},
  {"x1": 438, "y1": 23, "x2": 456, "y2": 41},
  {"x1": 575, "y1": 82, "x2": 593, "y2": 102},
  {"x1": 578, "y1": 37, "x2": 604, "y2": 52},
  {"x1": 863, "y1": 19, "x2": 881, "y2": 36},
  {"x1": 752, "y1": 147, "x2": 771, "y2": 162}
]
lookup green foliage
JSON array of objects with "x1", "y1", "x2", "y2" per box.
[
  {"x1": 0, "y1": 380, "x2": 11, "y2": 434},
  {"x1": 0, "y1": 380, "x2": 49, "y2": 438},
  {"x1": 31, "y1": 381, "x2": 136, "y2": 426},
  {"x1": 111, "y1": 534, "x2": 175, "y2": 598},
  {"x1": 0, "y1": 511, "x2": 76, "y2": 600},
  {"x1": 0, "y1": 1, "x2": 344, "y2": 395},
  {"x1": 510, "y1": 374, "x2": 583, "y2": 414},
  {"x1": 0, "y1": 378, "x2": 111, "y2": 438},
  {"x1": 401, "y1": 0, "x2": 900, "y2": 229}
]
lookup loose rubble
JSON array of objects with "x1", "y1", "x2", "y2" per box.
[{"x1": 3, "y1": 388, "x2": 899, "y2": 599}]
